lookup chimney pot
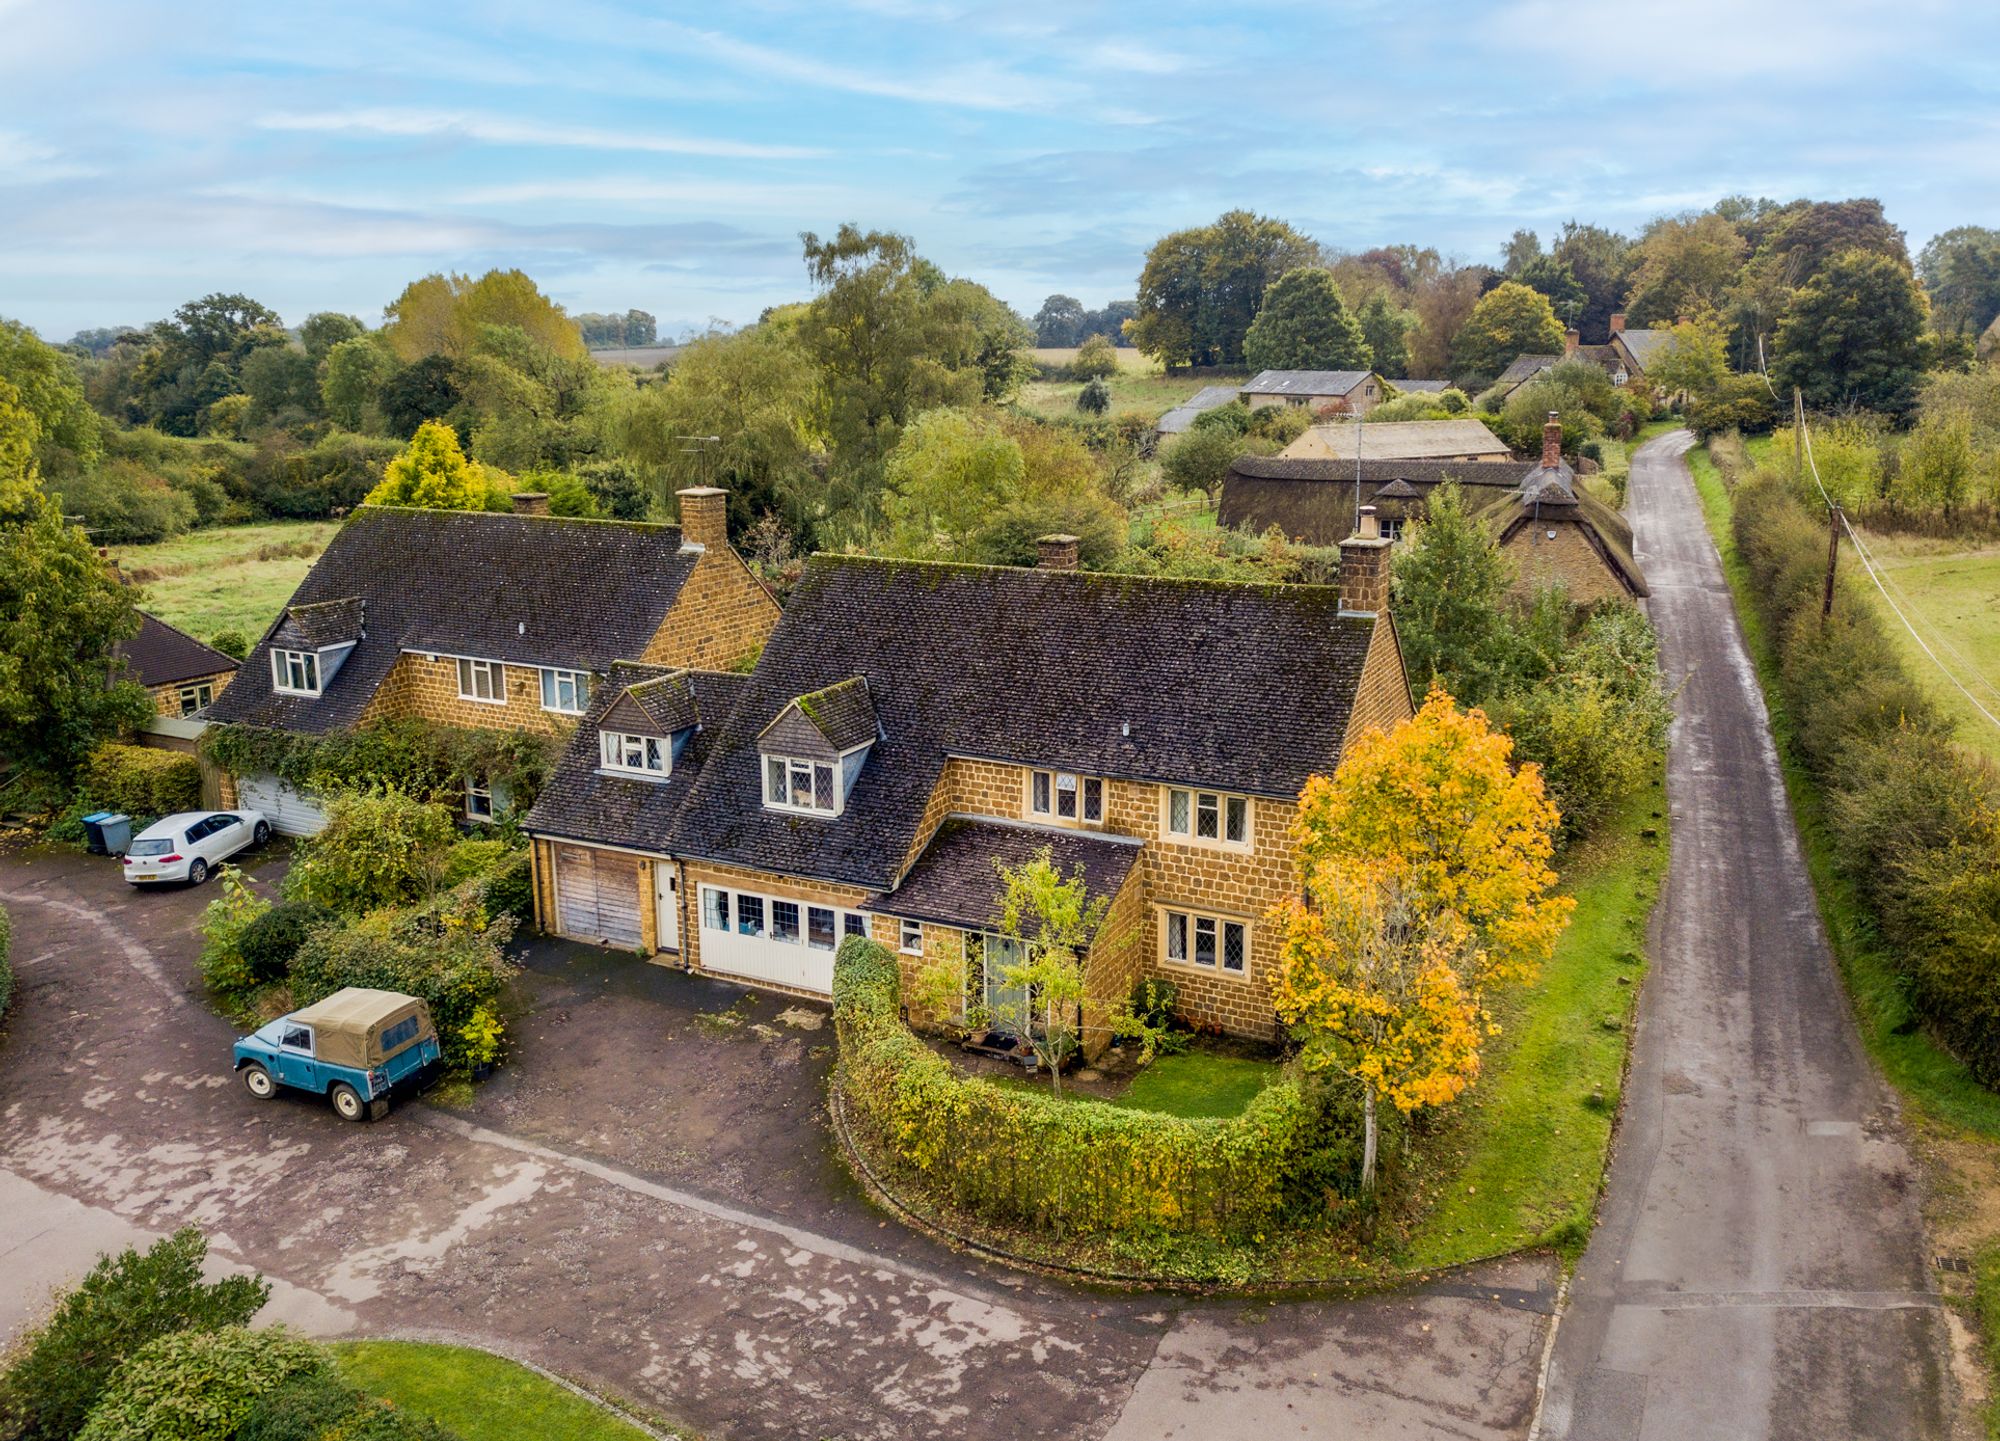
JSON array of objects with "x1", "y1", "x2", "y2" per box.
[
  {"x1": 676, "y1": 486, "x2": 729, "y2": 550},
  {"x1": 1542, "y1": 412, "x2": 1563, "y2": 469},
  {"x1": 1358, "y1": 505, "x2": 1380, "y2": 540},
  {"x1": 1564, "y1": 328, "x2": 1580, "y2": 357},
  {"x1": 1036, "y1": 533, "x2": 1080, "y2": 571},
  {"x1": 1608, "y1": 312, "x2": 1626, "y2": 334},
  {"x1": 511, "y1": 491, "x2": 550, "y2": 516}
]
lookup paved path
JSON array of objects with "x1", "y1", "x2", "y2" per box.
[
  {"x1": 1533, "y1": 432, "x2": 1962, "y2": 1439},
  {"x1": 0, "y1": 846, "x2": 1554, "y2": 1440}
]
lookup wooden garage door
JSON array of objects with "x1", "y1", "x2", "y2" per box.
[{"x1": 554, "y1": 845, "x2": 642, "y2": 949}]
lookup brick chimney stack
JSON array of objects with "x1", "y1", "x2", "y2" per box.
[
  {"x1": 1542, "y1": 412, "x2": 1563, "y2": 469},
  {"x1": 1564, "y1": 328, "x2": 1580, "y2": 357},
  {"x1": 1036, "y1": 533, "x2": 1080, "y2": 571},
  {"x1": 1608, "y1": 312, "x2": 1627, "y2": 335},
  {"x1": 676, "y1": 486, "x2": 729, "y2": 550},
  {"x1": 1338, "y1": 506, "x2": 1392, "y2": 618},
  {"x1": 511, "y1": 491, "x2": 550, "y2": 516}
]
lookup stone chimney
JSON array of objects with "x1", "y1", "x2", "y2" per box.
[
  {"x1": 511, "y1": 491, "x2": 550, "y2": 516},
  {"x1": 676, "y1": 486, "x2": 729, "y2": 550},
  {"x1": 1608, "y1": 312, "x2": 1626, "y2": 334},
  {"x1": 1541, "y1": 412, "x2": 1563, "y2": 469},
  {"x1": 1564, "y1": 328, "x2": 1580, "y2": 357},
  {"x1": 1337, "y1": 507, "x2": 1392, "y2": 618},
  {"x1": 1036, "y1": 533, "x2": 1080, "y2": 571}
]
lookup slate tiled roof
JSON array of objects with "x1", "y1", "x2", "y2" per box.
[
  {"x1": 1493, "y1": 354, "x2": 1561, "y2": 391},
  {"x1": 766, "y1": 677, "x2": 877, "y2": 753},
  {"x1": 1386, "y1": 378, "x2": 1449, "y2": 393},
  {"x1": 522, "y1": 663, "x2": 748, "y2": 852},
  {"x1": 116, "y1": 611, "x2": 239, "y2": 688},
  {"x1": 861, "y1": 818, "x2": 1144, "y2": 935},
  {"x1": 622, "y1": 673, "x2": 701, "y2": 734},
  {"x1": 665, "y1": 556, "x2": 1380, "y2": 891},
  {"x1": 1241, "y1": 369, "x2": 1374, "y2": 398},
  {"x1": 1279, "y1": 419, "x2": 1512, "y2": 463},
  {"x1": 207, "y1": 507, "x2": 697, "y2": 734},
  {"x1": 1156, "y1": 385, "x2": 1239, "y2": 435},
  {"x1": 1614, "y1": 329, "x2": 1672, "y2": 373},
  {"x1": 272, "y1": 597, "x2": 365, "y2": 650}
]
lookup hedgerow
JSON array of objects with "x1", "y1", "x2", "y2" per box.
[
  {"x1": 832, "y1": 936, "x2": 1340, "y2": 1239},
  {"x1": 79, "y1": 742, "x2": 201, "y2": 820}
]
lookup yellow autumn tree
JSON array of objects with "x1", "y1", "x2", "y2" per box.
[
  {"x1": 383, "y1": 269, "x2": 587, "y2": 363},
  {"x1": 364, "y1": 421, "x2": 489, "y2": 510},
  {"x1": 1271, "y1": 687, "x2": 1573, "y2": 1191}
]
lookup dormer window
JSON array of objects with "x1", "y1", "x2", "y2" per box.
[
  {"x1": 601, "y1": 730, "x2": 669, "y2": 778},
  {"x1": 273, "y1": 649, "x2": 320, "y2": 696},
  {"x1": 766, "y1": 755, "x2": 838, "y2": 816}
]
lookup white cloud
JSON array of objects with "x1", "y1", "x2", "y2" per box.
[
  {"x1": 0, "y1": 130, "x2": 94, "y2": 183},
  {"x1": 258, "y1": 107, "x2": 825, "y2": 160}
]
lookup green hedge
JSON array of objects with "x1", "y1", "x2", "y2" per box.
[
  {"x1": 1731, "y1": 470, "x2": 2000, "y2": 1082},
  {"x1": 832, "y1": 936, "x2": 1313, "y2": 1239},
  {"x1": 81, "y1": 743, "x2": 202, "y2": 820}
]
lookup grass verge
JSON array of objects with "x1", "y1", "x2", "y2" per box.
[
  {"x1": 1116, "y1": 1051, "x2": 1281, "y2": 1119},
  {"x1": 110, "y1": 519, "x2": 336, "y2": 641},
  {"x1": 334, "y1": 1340, "x2": 674, "y2": 1441}
]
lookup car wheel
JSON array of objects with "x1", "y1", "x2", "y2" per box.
[
  {"x1": 253, "y1": 821, "x2": 271, "y2": 846},
  {"x1": 187, "y1": 858, "x2": 209, "y2": 886},
  {"x1": 241, "y1": 1064, "x2": 276, "y2": 1100},
  {"x1": 330, "y1": 1083, "x2": 367, "y2": 1122}
]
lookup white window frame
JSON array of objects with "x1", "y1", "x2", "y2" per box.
[
  {"x1": 1027, "y1": 768, "x2": 1104, "y2": 826},
  {"x1": 899, "y1": 919, "x2": 923, "y2": 956},
  {"x1": 699, "y1": 885, "x2": 868, "y2": 949},
  {"x1": 177, "y1": 681, "x2": 213, "y2": 716},
  {"x1": 465, "y1": 777, "x2": 495, "y2": 821},
  {"x1": 456, "y1": 657, "x2": 507, "y2": 705},
  {"x1": 1162, "y1": 786, "x2": 1253, "y2": 850},
  {"x1": 763, "y1": 753, "x2": 840, "y2": 816},
  {"x1": 272, "y1": 649, "x2": 320, "y2": 696},
  {"x1": 1158, "y1": 905, "x2": 1251, "y2": 979},
  {"x1": 600, "y1": 730, "x2": 669, "y2": 778},
  {"x1": 539, "y1": 667, "x2": 589, "y2": 715}
]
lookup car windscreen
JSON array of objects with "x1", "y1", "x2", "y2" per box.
[{"x1": 129, "y1": 838, "x2": 174, "y2": 856}]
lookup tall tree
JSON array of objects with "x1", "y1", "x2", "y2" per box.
[
  {"x1": 1406, "y1": 266, "x2": 1486, "y2": 380},
  {"x1": 1623, "y1": 212, "x2": 1748, "y2": 327},
  {"x1": 1551, "y1": 221, "x2": 1632, "y2": 342},
  {"x1": 1032, "y1": 294, "x2": 1086, "y2": 348},
  {"x1": 382, "y1": 270, "x2": 586, "y2": 363},
  {"x1": 1500, "y1": 228, "x2": 1542, "y2": 275},
  {"x1": 319, "y1": 335, "x2": 397, "y2": 432},
  {"x1": 882, "y1": 407, "x2": 1025, "y2": 557},
  {"x1": 1128, "y1": 211, "x2": 1315, "y2": 367},
  {"x1": 1772, "y1": 249, "x2": 1930, "y2": 416},
  {"x1": 0, "y1": 318, "x2": 101, "y2": 468},
  {"x1": 1514, "y1": 254, "x2": 1587, "y2": 330},
  {"x1": 298, "y1": 312, "x2": 365, "y2": 364},
  {"x1": 1242, "y1": 268, "x2": 1372, "y2": 372},
  {"x1": 1449, "y1": 281, "x2": 1565, "y2": 388},
  {"x1": 1390, "y1": 482, "x2": 1517, "y2": 703},
  {"x1": 1919, "y1": 226, "x2": 2000, "y2": 338},
  {"x1": 1357, "y1": 293, "x2": 1411, "y2": 378}
]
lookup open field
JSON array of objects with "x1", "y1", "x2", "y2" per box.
[
  {"x1": 111, "y1": 519, "x2": 335, "y2": 643},
  {"x1": 1846, "y1": 529, "x2": 2000, "y2": 764},
  {"x1": 1029, "y1": 345, "x2": 1153, "y2": 372},
  {"x1": 1019, "y1": 353, "x2": 1246, "y2": 423},
  {"x1": 335, "y1": 1341, "x2": 666, "y2": 1441}
]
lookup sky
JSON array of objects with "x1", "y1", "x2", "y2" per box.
[{"x1": 3, "y1": 0, "x2": 1998, "y2": 342}]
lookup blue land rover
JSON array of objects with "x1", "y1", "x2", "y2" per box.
[{"x1": 233, "y1": 987, "x2": 441, "y2": 1122}]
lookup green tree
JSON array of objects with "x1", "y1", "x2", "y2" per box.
[
  {"x1": 299, "y1": 311, "x2": 366, "y2": 363},
  {"x1": 882, "y1": 407, "x2": 1026, "y2": 556},
  {"x1": 0, "y1": 1227, "x2": 268, "y2": 1441},
  {"x1": 1450, "y1": 281, "x2": 1565, "y2": 388},
  {"x1": 283, "y1": 787, "x2": 460, "y2": 914},
  {"x1": 991, "y1": 848, "x2": 1112, "y2": 1093},
  {"x1": 1643, "y1": 311, "x2": 1732, "y2": 399},
  {"x1": 0, "y1": 317, "x2": 102, "y2": 467},
  {"x1": 1032, "y1": 294, "x2": 1085, "y2": 347},
  {"x1": 239, "y1": 344, "x2": 320, "y2": 424},
  {"x1": 383, "y1": 270, "x2": 586, "y2": 363},
  {"x1": 1514, "y1": 253, "x2": 1587, "y2": 328},
  {"x1": 1128, "y1": 210, "x2": 1316, "y2": 367},
  {"x1": 1918, "y1": 226, "x2": 2000, "y2": 338},
  {"x1": 1076, "y1": 377, "x2": 1111, "y2": 415},
  {"x1": 75, "y1": 1325, "x2": 328, "y2": 1441},
  {"x1": 1242, "y1": 268, "x2": 1372, "y2": 372},
  {"x1": 1357, "y1": 293, "x2": 1411, "y2": 378},
  {"x1": 1772, "y1": 249, "x2": 1930, "y2": 416},
  {"x1": 1623, "y1": 212, "x2": 1747, "y2": 327},
  {"x1": 1550, "y1": 221, "x2": 1633, "y2": 341},
  {"x1": 320, "y1": 335, "x2": 397, "y2": 431},
  {"x1": 1070, "y1": 332, "x2": 1118, "y2": 379},
  {"x1": 379, "y1": 355, "x2": 461, "y2": 438},
  {"x1": 1389, "y1": 481, "x2": 1516, "y2": 704},
  {"x1": 363, "y1": 421, "x2": 487, "y2": 509},
  {"x1": 1161, "y1": 423, "x2": 1265, "y2": 501}
]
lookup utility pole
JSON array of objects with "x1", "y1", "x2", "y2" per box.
[
  {"x1": 1793, "y1": 388, "x2": 1805, "y2": 487},
  {"x1": 1822, "y1": 501, "x2": 1842, "y2": 628}
]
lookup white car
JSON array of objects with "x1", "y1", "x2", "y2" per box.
[{"x1": 122, "y1": 810, "x2": 272, "y2": 886}]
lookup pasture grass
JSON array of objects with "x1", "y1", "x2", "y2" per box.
[{"x1": 111, "y1": 520, "x2": 336, "y2": 642}]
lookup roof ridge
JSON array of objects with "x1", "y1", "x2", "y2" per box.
[
  {"x1": 803, "y1": 551, "x2": 1345, "y2": 599},
  {"x1": 135, "y1": 608, "x2": 235, "y2": 659},
  {"x1": 353, "y1": 504, "x2": 682, "y2": 534}
]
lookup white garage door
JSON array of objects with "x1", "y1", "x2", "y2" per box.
[
  {"x1": 697, "y1": 884, "x2": 867, "y2": 996},
  {"x1": 234, "y1": 774, "x2": 327, "y2": 837},
  {"x1": 555, "y1": 845, "x2": 643, "y2": 949}
]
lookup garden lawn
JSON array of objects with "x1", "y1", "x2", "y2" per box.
[
  {"x1": 334, "y1": 1341, "x2": 669, "y2": 1441},
  {"x1": 111, "y1": 520, "x2": 337, "y2": 643},
  {"x1": 1115, "y1": 1051, "x2": 1280, "y2": 1119},
  {"x1": 1400, "y1": 778, "x2": 1668, "y2": 1268}
]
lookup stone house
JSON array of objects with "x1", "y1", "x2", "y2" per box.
[
  {"x1": 1239, "y1": 369, "x2": 1384, "y2": 415},
  {"x1": 205, "y1": 487, "x2": 779, "y2": 833},
  {"x1": 117, "y1": 611, "x2": 238, "y2": 718},
  {"x1": 1494, "y1": 314, "x2": 1674, "y2": 399},
  {"x1": 523, "y1": 534, "x2": 1414, "y2": 1050}
]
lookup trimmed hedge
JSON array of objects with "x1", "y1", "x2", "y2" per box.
[
  {"x1": 1731, "y1": 469, "x2": 2000, "y2": 1082},
  {"x1": 832, "y1": 936, "x2": 1316, "y2": 1239},
  {"x1": 81, "y1": 743, "x2": 201, "y2": 820}
]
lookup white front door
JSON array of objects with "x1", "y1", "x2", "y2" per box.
[{"x1": 655, "y1": 863, "x2": 680, "y2": 952}]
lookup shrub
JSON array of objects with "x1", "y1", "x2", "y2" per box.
[
  {"x1": 1160, "y1": 424, "x2": 1272, "y2": 500},
  {"x1": 76, "y1": 1326, "x2": 327, "y2": 1441},
  {"x1": 1075, "y1": 377, "x2": 1111, "y2": 416},
  {"x1": 198, "y1": 867, "x2": 273, "y2": 999},
  {"x1": 236, "y1": 1373, "x2": 461, "y2": 1441},
  {"x1": 283, "y1": 788, "x2": 459, "y2": 915},
  {"x1": 1687, "y1": 374, "x2": 1778, "y2": 438},
  {"x1": 440, "y1": 838, "x2": 510, "y2": 888},
  {"x1": 474, "y1": 848, "x2": 534, "y2": 925},
  {"x1": 80, "y1": 744, "x2": 202, "y2": 821},
  {"x1": 237, "y1": 900, "x2": 332, "y2": 985},
  {"x1": 209, "y1": 629, "x2": 250, "y2": 661},
  {"x1": 288, "y1": 894, "x2": 518, "y2": 1075},
  {"x1": 0, "y1": 1227, "x2": 268, "y2": 1440},
  {"x1": 1070, "y1": 333, "x2": 1119, "y2": 380},
  {"x1": 833, "y1": 937, "x2": 1327, "y2": 1238}
]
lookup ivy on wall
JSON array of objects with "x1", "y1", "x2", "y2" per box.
[{"x1": 200, "y1": 717, "x2": 563, "y2": 813}]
